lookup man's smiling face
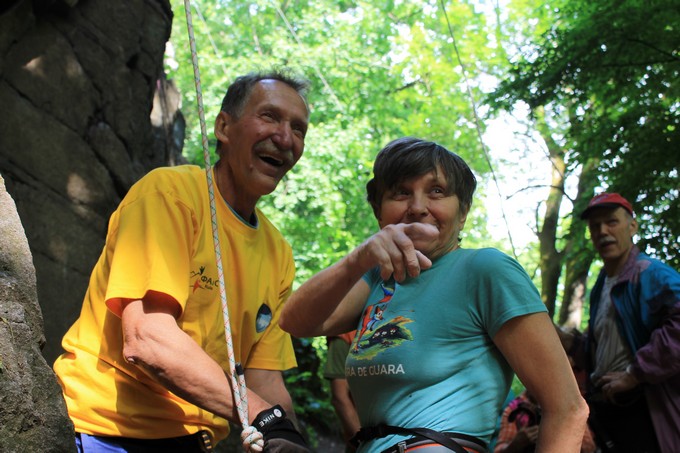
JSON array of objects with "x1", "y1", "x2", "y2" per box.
[{"x1": 215, "y1": 79, "x2": 309, "y2": 206}]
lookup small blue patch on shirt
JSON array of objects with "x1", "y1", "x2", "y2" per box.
[{"x1": 256, "y1": 304, "x2": 273, "y2": 333}]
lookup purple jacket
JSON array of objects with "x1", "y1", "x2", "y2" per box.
[{"x1": 573, "y1": 246, "x2": 680, "y2": 452}]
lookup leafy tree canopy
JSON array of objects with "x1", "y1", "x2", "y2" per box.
[
  {"x1": 168, "y1": 0, "x2": 506, "y2": 281},
  {"x1": 490, "y1": 0, "x2": 680, "y2": 267}
]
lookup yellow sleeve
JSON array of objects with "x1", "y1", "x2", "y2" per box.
[{"x1": 105, "y1": 189, "x2": 195, "y2": 317}]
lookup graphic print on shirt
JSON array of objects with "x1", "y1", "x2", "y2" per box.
[
  {"x1": 350, "y1": 279, "x2": 414, "y2": 360},
  {"x1": 256, "y1": 303, "x2": 273, "y2": 332},
  {"x1": 190, "y1": 265, "x2": 219, "y2": 293}
]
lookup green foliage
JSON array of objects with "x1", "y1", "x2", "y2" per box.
[
  {"x1": 511, "y1": 374, "x2": 525, "y2": 397},
  {"x1": 284, "y1": 337, "x2": 336, "y2": 445},
  {"x1": 259, "y1": 121, "x2": 379, "y2": 283},
  {"x1": 168, "y1": 0, "x2": 507, "y2": 295},
  {"x1": 490, "y1": 0, "x2": 680, "y2": 268}
]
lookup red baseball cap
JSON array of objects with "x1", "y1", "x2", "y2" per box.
[{"x1": 580, "y1": 192, "x2": 634, "y2": 219}]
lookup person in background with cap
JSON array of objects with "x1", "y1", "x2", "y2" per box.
[{"x1": 556, "y1": 192, "x2": 680, "y2": 453}]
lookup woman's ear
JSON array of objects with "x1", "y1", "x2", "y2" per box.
[{"x1": 458, "y1": 204, "x2": 470, "y2": 229}]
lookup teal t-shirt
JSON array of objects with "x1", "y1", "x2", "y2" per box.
[{"x1": 345, "y1": 247, "x2": 546, "y2": 452}]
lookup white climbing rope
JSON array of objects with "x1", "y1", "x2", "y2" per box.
[{"x1": 181, "y1": 2, "x2": 263, "y2": 451}]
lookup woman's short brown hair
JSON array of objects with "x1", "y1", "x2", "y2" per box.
[{"x1": 366, "y1": 137, "x2": 477, "y2": 218}]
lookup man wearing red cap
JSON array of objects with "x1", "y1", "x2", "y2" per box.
[{"x1": 557, "y1": 192, "x2": 680, "y2": 452}]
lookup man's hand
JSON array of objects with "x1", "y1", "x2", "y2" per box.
[
  {"x1": 598, "y1": 370, "x2": 640, "y2": 403},
  {"x1": 502, "y1": 426, "x2": 539, "y2": 452},
  {"x1": 515, "y1": 425, "x2": 539, "y2": 448},
  {"x1": 252, "y1": 405, "x2": 310, "y2": 452}
]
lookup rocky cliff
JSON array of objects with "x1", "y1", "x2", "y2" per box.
[
  {"x1": 0, "y1": 174, "x2": 75, "y2": 452},
  {"x1": 0, "y1": 0, "x2": 184, "y2": 366}
]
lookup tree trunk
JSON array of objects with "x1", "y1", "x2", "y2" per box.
[
  {"x1": 558, "y1": 158, "x2": 599, "y2": 327},
  {"x1": 535, "y1": 107, "x2": 566, "y2": 316}
]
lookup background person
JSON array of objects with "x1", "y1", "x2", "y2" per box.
[
  {"x1": 53, "y1": 70, "x2": 312, "y2": 452},
  {"x1": 556, "y1": 192, "x2": 680, "y2": 453},
  {"x1": 280, "y1": 137, "x2": 588, "y2": 453},
  {"x1": 487, "y1": 389, "x2": 516, "y2": 452},
  {"x1": 323, "y1": 331, "x2": 361, "y2": 452},
  {"x1": 494, "y1": 389, "x2": 596, "y2": 453}
]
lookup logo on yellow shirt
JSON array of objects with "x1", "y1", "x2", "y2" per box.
[{"x1": 190, "y1": 266, "x2": 219, "y2": 293}]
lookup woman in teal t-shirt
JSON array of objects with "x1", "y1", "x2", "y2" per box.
[{"x1": 281, "y1": 137, "x2": 588, "y2": 453}]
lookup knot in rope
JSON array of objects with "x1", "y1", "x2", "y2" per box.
[{"x1": 240, "y1": 425, "x2": 264, "y2": 452}]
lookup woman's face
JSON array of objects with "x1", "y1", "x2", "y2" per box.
[{"x1": 378, "y1": 166, "x2": 468, "y2": 260}]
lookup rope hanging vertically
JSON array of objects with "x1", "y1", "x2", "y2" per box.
[
  {"x1": 438, "y1": 0, "x2": 519, "y2": 260},
  {"x1": 181, "y1": 1, "x2": 263, "y2": 451},
  {"x1": 269, "y1": 0, "x2": 344, "y2": 112}
]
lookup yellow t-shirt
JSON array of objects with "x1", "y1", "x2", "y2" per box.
[{"x1": 53, "y1": 165, "x2": 297, "y2": 441}]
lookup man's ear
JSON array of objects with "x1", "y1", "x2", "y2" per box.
[
  {"x1": 629, "y1": 217, "x2": 639, "y2": 237},
  {"x1": 214, "y1": 111, "x2": 232, "y2": 144}
]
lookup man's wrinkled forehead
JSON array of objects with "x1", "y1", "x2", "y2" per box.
[
  {"x1": 257, "y1": 79, "x2": 310, "y2": 118},
  {"x1": 587, "y1": 205, "x2": 629, "y2": 224}
]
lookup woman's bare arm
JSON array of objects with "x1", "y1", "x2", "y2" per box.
[{"x1": 494, "y1": 312, "x2": 589, "y2": 452}]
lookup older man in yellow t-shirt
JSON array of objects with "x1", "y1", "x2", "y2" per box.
[{"x1": 54, "y1": 70, "x2": 312, "y2": 452}]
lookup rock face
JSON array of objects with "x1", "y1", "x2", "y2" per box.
[
  {"x1": 0, "y1": 0, "x2": 184, "y2": 365},
  {"x1": 0, "y1": 174, "x2": 76, "y2": 452}
]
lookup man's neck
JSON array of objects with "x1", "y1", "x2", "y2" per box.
[{"x1": 214, "y1": 162, "x2": 258, "y2": 224}]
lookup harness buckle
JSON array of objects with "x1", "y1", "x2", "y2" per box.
[{"x1": 199, "y1": 430, "x2": 213, "y2": 452}]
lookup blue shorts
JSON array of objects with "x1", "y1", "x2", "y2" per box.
[{"x1": 75, "y1": 432, "x2": 212, "y2": 452}]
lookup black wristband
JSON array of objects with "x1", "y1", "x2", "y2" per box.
[
  {"x1": 253, "y1": 405, "x2": 309, "y2": 449},
  {"x1": 253, "y1": 405, "x2": 288, "y2": 432}
]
